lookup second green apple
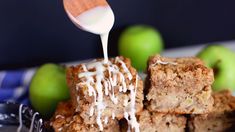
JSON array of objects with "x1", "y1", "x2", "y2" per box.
[
  {"x1": 118, "y1": 25, "x2": 164, "y2": 71},
  {"x1": 197, "y1": 45, "x2": 235, "y2": 91}
]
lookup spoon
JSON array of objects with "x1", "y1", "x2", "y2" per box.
[{"x1": 63, "y1": 0, "x2": 115, "y2": 35}]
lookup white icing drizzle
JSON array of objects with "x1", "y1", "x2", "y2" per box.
[
  {"x1": 17, "y1": 104, "x2": 23, "y2": 132},
  {"x1": 112, "y1": 112, "x2": 115, "y2": 120},
  {"x1": 124, "y1": 75, "x2": 140, "y2": 132},
  {"x1": 153, "y1": 60, "x2": 177, "y2": 66},
  {"x1": 65, "y1": 120, "x2": 74, "y2": 127},
  {"x1": 79, "y1": 61, "x2": 107, "y2": 131},
  {"x1": 77, "y1": 57, "x2": 139, "y2": 131},
  {"x1": 101, "y1": 34, "x2": 109, "y2": 63},
  {"x1": 116, "y1": 58, "x2": 132, "y2": 80},
  {"x1": 58, "y1": 127, "x2": 63, "y2": 132},
  {"x1": 55, "y1": 115, "x2": 65, "y2": 119},
  {"x1": 104, "y1": 116, "x2": 109, "y2": 125},
  {"x1": 89, "y1": 106, "x2": 94, "y2": 116},
  {"x1": 123, "y1": 99, "x2": 128, "y2": 107},
  {"x1": 29, "y1": 112, "x2": 39, "y2": 132},
  {"x1": 76, "y1": 96, "x2": 80, "y2": 111}
]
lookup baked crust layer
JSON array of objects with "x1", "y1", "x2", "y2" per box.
[
  {"x1": 189, "y1": 90, "x2": 235, "y2": 132},
  {"x1": 146, "y1": 55, "x2": 214, "y2": 114}
]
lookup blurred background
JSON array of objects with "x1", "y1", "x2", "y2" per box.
[{"x1": 0, "y1": 0, "x2": 235, "y2": 69}]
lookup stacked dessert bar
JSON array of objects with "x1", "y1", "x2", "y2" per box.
[
  {"x1": 51, "y1": 55, "x2": 235, "y2": 132},
  {"x1": 119, "y1": 55, "x2": 214, "y2": 132},
  {"x1": 141, "y1": 55, "x2": 235, "y2": 132},
  {"x1": 50, "y1": 101, "x2": 120, "y2": 132},
  {"x1": 139, "y1": 55, "x2": 214, "y2": 132},
  {"x1": 189, "y1": 90, "x2": 235, "y2": 132},
  {"x1": 146, "y1": 55, "x2": 214, "y2": 114},
  {"x1": 51, "y1": 56, "x2": 144, "y2": 132}
]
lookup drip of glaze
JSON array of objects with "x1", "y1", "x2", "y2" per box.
[
  {"x1": 116, "y1": 58, "x2": 132, "y2": 80},
  {"x1": 101, "y1": 34, "x2": 109, "y2": 63},
  {"x1": 89, "y1": 107, "x2": 94, "y2": 116},
  {"x1": 29, "y1": 112, "x2": 39, "y2": 132},
  {"x1": 77, "y1": 57, "x2": 140, "y2": 131},
  {"x1": 79, "y1": 61, "x2": 107, "y2": 131},
  {"x1": 55, "y1": 115, "x2": 65, "y2": 119},
  {"x1": 152, "y1": 60, "x2": 177, "y2": 66},
  {"x1": 123, "y1": 98, "x2": 128, "y2": 107},
  {"x1": 76, "y1": 96, "x2": 80, "y2": 111},
  {"x1": 17, "y1": 104, "x2": 23, "y2": 132},
  {"x1": 58, "y1": 127, "x2": 63, "y2": 132},
  {"x1": 112, "y1": 112, "x2": 115, "y2": 120},
  {"x1": 124, "y1": 75, "x2": 140, "y2": 132},
  {"x1": 104, "y1": 116, "x2": 109, "y2": 125},
  {"x1": 74, "y1": 6, "x2": 114, "y2": 64}
]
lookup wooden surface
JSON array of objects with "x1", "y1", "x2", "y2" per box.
[{"x1": 63, "y1": 0, "x2": 108, "y2": 17}]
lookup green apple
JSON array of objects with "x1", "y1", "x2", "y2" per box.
[
  {"x1": 197, "y1": 45, "x2": 235, "y2": 91},
  {"x1": 118, "y1": 25, "x2": 164, "y2": 71},
  {"x1": 29, "y1": 63, "x2": 70, "y2": 118}
]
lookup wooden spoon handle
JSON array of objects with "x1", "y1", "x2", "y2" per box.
[{"x1": 63, "y1": 0, "x2": 108, "y2": 17}]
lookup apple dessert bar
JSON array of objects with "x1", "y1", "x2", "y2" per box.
[
  {"x1": 138, "y1": 110, "x2": 186, "y2": 132},
  {"x1": 146, "y1": 55, "x2": 214, "y2": 114},
  {"x1": 189, "y1": 90, "x2": 235, "y2": 132},
  {"x1": 66, "y1": 56, "x2": 143, "y2": 130},
  {"x1": 50, "y1": 101, "x2": 120, "y2": 132},
  {"x1": 120, "y1": 110, "x2": 187, "y2": 132}
]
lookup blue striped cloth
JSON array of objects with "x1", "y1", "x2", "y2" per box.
[{"x1": 0, "y1": 69, "x2": 36, "y2": 105}]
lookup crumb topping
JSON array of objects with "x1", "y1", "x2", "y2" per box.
[{"x1": 77, "y1": 57, "x2": 140, "y2": 131}]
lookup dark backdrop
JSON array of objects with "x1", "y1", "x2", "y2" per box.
[{"x1": 0, "y1": 0, "x2": 235, "y2": 69}]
